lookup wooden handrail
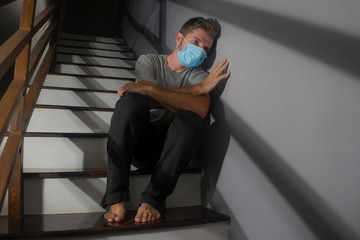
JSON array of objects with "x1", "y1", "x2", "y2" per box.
[
  {"x1": 0, "y1": 0, "x2": 61, "y2": 219},
  {"x1": 0, "y1": 30, "x2": 30, "y2": 80}
]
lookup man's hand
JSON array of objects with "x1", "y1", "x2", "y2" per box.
[
  {"x1": 117, "y1": 82, "x2": 151, "y2": 98},
  {"x1": 200, "y1": 58, "x2": 230, "y2": 94}
]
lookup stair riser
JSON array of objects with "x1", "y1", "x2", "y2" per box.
[
  {"x1": 56, "y1": 64, "x2": 135, "y2": 79},
  {"x1": 20, "y1": 173, "x2": 200, "y2": 215},
  {"x1": 22, "y1": 137, "x2": 108, "y2": 169},
  {"x1": 42, "y1": 74, "x2": 131, "y2": 90},
  {"x1": 59, "y1": 39, "x2": 130, "y2": 51},
  {"x1": 27, "y1": 109, "x2": 112, "y2": 133},
  {"x1": 60, "y1": 33, "x2": 125, "y2": 44},
  {"x1": 36, "y1": 88, "x2": 118, "y2": 108},
  {"x1": 58, "y1": 46, "x2": 136, "y2": 59},
  {"x1": 57, "y1": 54, "x2": 136, "y2": 68},
  {"x1": 3, "y1": 136, "x2": 199, "y2": 172},
  {"x1": 42, "y1": 222, "x2": 228, "y2": 240}
]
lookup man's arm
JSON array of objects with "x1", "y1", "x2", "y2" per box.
[
  {"x1": 118, "y1": 81, "x2": 210, "y2": 118},
  {"x1": 117, "y1": 58, "x2": 230, "y2": 118},
  {"x1": 171, "y1": 58, "x2": 230, "y2": 96}
]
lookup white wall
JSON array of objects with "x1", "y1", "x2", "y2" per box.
[{"x1": 120, "y1": 0, "x2": 360, "y2": 239}]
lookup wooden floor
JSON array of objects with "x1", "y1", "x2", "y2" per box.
[{"x1": 0, "y1": 206, "x2": 230, "y2": 239}]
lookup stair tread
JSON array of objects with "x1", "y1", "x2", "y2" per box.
[
  {"x1": 57, "y1": 53, "x2": 136, "y2": 68},
  {"x1": 35, "y1": 104, "x2": 115, "y2": 111},
  {"x1": 0, "y1": 206, "x2": 230, "y2": 239},
  {"x1": 60, "y1": 33, "x2": 126, "y2": 44},
  {"x1": 23, "y1": 168, "x2": 201, "y2": 178},
  {"x1": 38, "y1": 86, "x2": 117, "y2": 93},
  {"x1": 56, "y1": 61, "x2": 135, "y2": 70},
  {"x1": 50, "y1": 72, "x2": 136, "y2": 81}
]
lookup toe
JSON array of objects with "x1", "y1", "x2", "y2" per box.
[
  {"x1": 142, "y1": 212, "x2": 149, "y2": 223},
  {"x1": 104, "y1": 211, "x2": 115, "y2": 222}
]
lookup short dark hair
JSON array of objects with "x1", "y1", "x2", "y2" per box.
[{"x1": 179, "y1": 17, "x2": 219, "y2": 41}]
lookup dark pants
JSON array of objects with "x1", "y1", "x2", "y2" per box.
[{"x1": 100, "y1": 93, "x2": 205, "y2": 215}]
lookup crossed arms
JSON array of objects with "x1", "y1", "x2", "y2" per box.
[{"x1": 117, "y1": 58, "x2": 230, "y2": 119}]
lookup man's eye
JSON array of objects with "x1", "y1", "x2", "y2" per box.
[{"x1": 192, "y1": 40, "x2": 199, "y2": 45}]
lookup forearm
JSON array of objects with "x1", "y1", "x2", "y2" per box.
[{"x1": 146, "y1": 86, "x2": 210, "y2": 118}]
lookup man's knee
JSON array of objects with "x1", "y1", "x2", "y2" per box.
[
  {"x1": 114, "y1": 93, "x2": 148, "y2": 114},
  {"x1": 169, "y1": 110, "x2": 204, "y2": 137},
  {"x1": 109, "y1": 94, "x2": 149, "y2": 132}
]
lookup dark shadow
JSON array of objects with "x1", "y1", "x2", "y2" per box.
[
  {"x1": 210, "y1": 189, "x2": 248, "y2": 240},
  {"x1": 123, "y1": 0, "x2": 172, "y2": 54},
  {"x1": 23, "y1": 179, "x2": 44, "y2": 215},
  {"x1": 225, "y1": 103, "x2": 359, "y2": 240},
  {"x1": 70, "y1": 110, "x2": 109, "y2": 133},
  {"x1": 67, "y1": 137, "x2": 108, "y2": 170},
  {"x1": 201, "y1": 18, "x2": 221, "y2": 71},
  {"x1": 57, "y1": 46, "x2": 136, "y2": 59},
  {"x1": 199, "y1": 80, "x2": 231, "y2": 206},
  {"x1": 171, "y1": 0, "x2": 360, "y2": 78},
  {"x1": 199, "y1": 95, "x2": 230, "y2": 206},
  {"x1": 0, "y1": 0, "x2": 21, "y2": 99},
  {"x1": 69, "y1": 178, "x2": 106, "y2": 207},
  {"x1": 62, "y1": 0, "x2": 120, "y2": 37}
]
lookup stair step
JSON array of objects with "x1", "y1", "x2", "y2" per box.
[
  {"x1": 59, "y1": 39, "x2": 130, "y2": 51},
  {"x1": 0, "y1": 133, "x2": 108, "y2": 171},
  {"x1": 27, "y1": 108, "x2": 112, "y2": 133},
  {"x1": 3, "y1": 133, "x2": 199, "y2": 174},
  {"x1": 57, "y1": 53, "x2": 136, "y2": 68},
  {"x1": 24, "y1": 173, "x2": 200, "y2": 214},
  {"x1": 55, "y1": 63, "x2": 135, "y2": 79},
  {"x1": 0, "y1": 169, "x2": 201, "y2": 215},
  {"x1": 58, "y1": 46, "x2": 136, "y2": 59},
  {"x1": 41, "y1": 74, "x2": 133, "y2": 91},
  {"x1": 23, "y1": 168, "x2": 200, "y2": 178},
  {"x1": 60, "y1": 33, "x2": 126, "y2": 44},
  {"x1": 35, "y1": 88, "x2": 118, "y2": 108},
  {"x1": 0, "y1": 206, "x2": 230, "y2": 239}
]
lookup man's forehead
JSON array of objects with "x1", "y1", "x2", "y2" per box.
[{"x1": 187, "y1": 28, "x2": 214, "y2": 47}]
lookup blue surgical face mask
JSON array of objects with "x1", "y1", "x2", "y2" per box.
[{"x1": 177, "y1": 36, "x2": 207, "y2": 68}]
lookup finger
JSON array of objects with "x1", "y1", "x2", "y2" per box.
[
  {"x1": 118, "y1": 89, "x2": 126, "y2": 98},
  {"x1": 219, "y1": 61, "x2": 229, "y2": 75},
  {"x1": 216, "y1": 70, "x2": 231, "y2": 82},
  {"x1": 215, "y1": 59, "x2": 229, "y2": 74},
  {"x1": 218, "y1": 58, "x2": 228, "y2": 68}
]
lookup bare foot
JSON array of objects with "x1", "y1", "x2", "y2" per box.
[
  {"x1": 104, "y1": 202, "x2": 126, "y2": 222},
  {"x1": 134, "y1": 203, "x2": 161, "y2": 223}
]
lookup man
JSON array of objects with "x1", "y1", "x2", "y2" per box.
[{"x1": 101, "y1": 17, "x2": 230, "y2": 223}]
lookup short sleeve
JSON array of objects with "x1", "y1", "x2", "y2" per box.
[
  {"x1": 187, "y1": 68, "x2": 208, "y2": 86},
  {"x1": 135, "y1": 55, "x2": 157, "y2": 84}
]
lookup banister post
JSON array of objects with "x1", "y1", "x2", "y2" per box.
[{"x1": 8, "y1": 0, "x2": 37, "y2": 220}]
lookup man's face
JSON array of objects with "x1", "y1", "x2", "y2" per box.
[{"x1": 177, "y1": 28, "x2": 214, "y2": 54}]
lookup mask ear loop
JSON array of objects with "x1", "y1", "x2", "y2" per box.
[{"x1": 177, "y1": 32, "x2": 187, "y2": 51}]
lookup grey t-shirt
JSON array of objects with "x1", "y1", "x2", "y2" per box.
[{"x1": 135, "y1": 54, "x2": 208, "y2": 122}]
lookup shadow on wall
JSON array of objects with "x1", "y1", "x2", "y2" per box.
[
  {"x1": 189, "y1": 19, "x2": 232, "y2": 208},
  {"x1": 225, "y1": 103, "x2": 359, "y2": 240},
  {"x1": 199, "y1": 86, "x2": 231, "y2": 206},
  {"x1": 170, "y1": 0, "x2": 360, "y2": 79},
  {"x1": 201, "y1": 18, "x2": 221, "y2": 71},
  {"x1": 211, "y1": 188, "x2": 248, "y2": 240},
  {"x1": 0, "y1": 1, "x2": 21, "y2": 99},
  {"x1": 62, "y1": 0, "x2": 123, "y2": 37},
  {"x1": 123, "y1": 0, "x2": 171, "y2": 54}
]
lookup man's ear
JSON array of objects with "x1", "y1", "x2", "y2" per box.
[{"x1": 175, "y1": 32, "x2": 183, "y2": 46}]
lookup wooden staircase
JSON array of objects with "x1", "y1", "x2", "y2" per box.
[{"x1": 0, "y1": 33, "x2": 230, "y2": 239}]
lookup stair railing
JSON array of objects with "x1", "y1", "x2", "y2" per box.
[{"x1": 0, "y1": 0, "x2": 61, "y2": 219}]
